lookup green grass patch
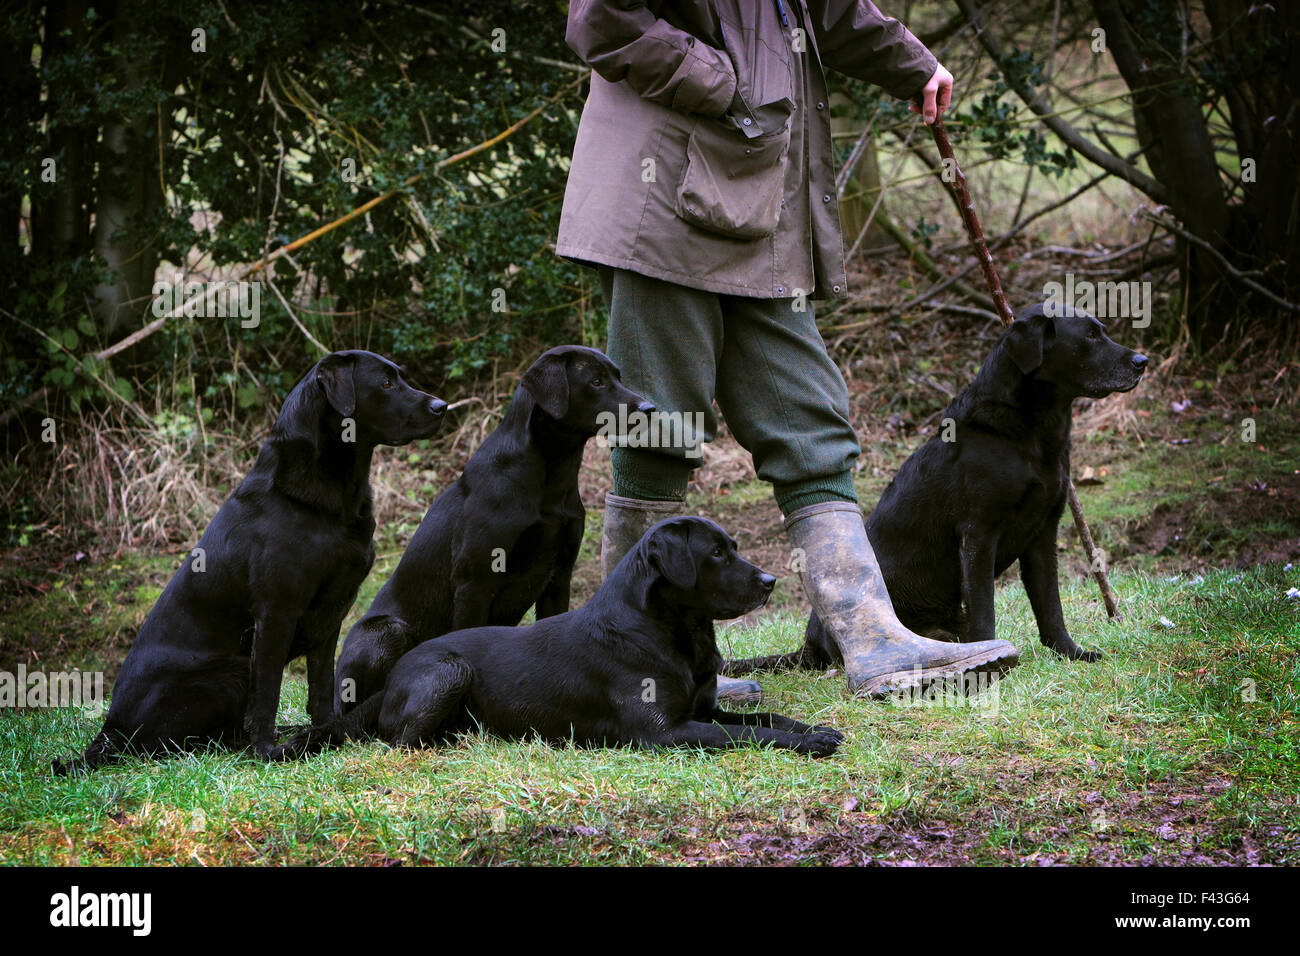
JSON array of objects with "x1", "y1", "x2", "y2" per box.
[{"x1": 4, "y1": 564, "x2": 1296, "y2": 866}]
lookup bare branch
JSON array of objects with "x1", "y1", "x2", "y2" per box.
[
  {"x1": 953, "y1": 0, "x2": 1168, "y2": 202},
  {"x1": 1139, "y1": 209, "x2": 1300, "y2": 312}
]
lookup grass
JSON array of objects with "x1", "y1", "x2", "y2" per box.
[
  {"x1": 2, "y1": 382, "x2": 1297, "y2": 865},
  {"x1": 2, "y1": 562, "x2": 1297, "y2": 866}
]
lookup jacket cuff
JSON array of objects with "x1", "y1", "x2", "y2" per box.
[
  {"x1": 670, "y1": 44, "x2": 738, "y2": 117},
  {"x1": 885, "y1": 40, "x2": 937, "y2": 102}
]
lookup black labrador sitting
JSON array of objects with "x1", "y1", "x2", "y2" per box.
[
  {"x1": 52, "y1": 351, "x2": 446, "y2": 774},
  {"x1": 726, "y1": 304, "x2": 1147, "y2": 676},
  {"x1": 274, "y1": 517, "x2": 842, "y2": 759},
  {"x1": 334, "y1": 345, "x2": 652, "y2": 713}
]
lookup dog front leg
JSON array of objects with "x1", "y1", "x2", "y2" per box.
[
  {"x1": 450, "y1": 580, "x2": 494, "y2": 632},
  {"x1": 1020, "y1": 526, "x2": 1100, "y2": 661},
  {"x1": 305, "y1": 636, "x2": 338, "y2": 725},
  {"x1": 450, "y1": 537, "x2": 506, "y2": 631},
  {"x1": 534, "y1": 517, "x2": 582, "y2": 619},
  {"x1": 657, "y1": 721, "x2": 842, "y2": 757},
  {"x1": 246, "y1": 608, "x2": 297, "y2": 757},
  {"x1": 707, "y1": 708, "x2": 842, "y2": 739},
  {"x1": 958, "y1": 529, "x2": 999, "y2": 643},
  {"x1": 534, "y1": 576, "x2": 571, "y2": 620},
  {"x1": 296, "y1": 604, "x2": 349, "y2": 725}
]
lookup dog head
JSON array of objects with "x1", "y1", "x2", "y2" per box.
[
  {"x1": 636, "y1": 516, "x2": 776, "y2": 619},
  {"x1": 519, "y1": 345, "x2": 653, "y2": 434},
  {"x1": 312, "y1": 350, "x2": 447, "y2": 446},
  {"x1": 1003, "y1": 303, "x2": 1148, "y2": 399}
]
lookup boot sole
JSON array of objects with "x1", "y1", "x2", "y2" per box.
[
  {"x1": 854, "y1": 645, "x2": 1020, "y2": 699},
  {"x1": 717, "y1": 688, "x2": 765, "y2": 707}
]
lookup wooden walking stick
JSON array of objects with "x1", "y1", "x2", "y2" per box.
[{"x1": 927, "y1": 119, "x2": 1122, "y2": 619}]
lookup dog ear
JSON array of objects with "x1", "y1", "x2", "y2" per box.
[
  {"x1": 521, "y1": 351, "x2": 570, "y2": 419},
  {"x1": 646, "y1": 521, "x2": 697, "y2": 589},
  {"x1": 1005, "y1": 315, "x2": 1051, "y2": 374},
  {"x1": 316, "y1": 353, "x2": 357, "y2": 417}
]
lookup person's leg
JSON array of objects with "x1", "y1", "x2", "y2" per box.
[
  {"x1": 715, "y1": 295, "x2": 1020, "y2": 695},
  {"x1": 601, "y1": 266, "x2": 721, "y2": 502},
  {"x1": 598, "y1": 267, "x2": 761, "y2": 705},
  {"x1": 712, "y1": 295, "x2": 859, "y2": 512}
]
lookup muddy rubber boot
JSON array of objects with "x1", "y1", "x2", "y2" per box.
[
  {"x1": 601, "y1": 493, "x2": 685, "y2": 580},
  {"x1": 602, "y1": 493, "x2": 764, "y2": 706},
  {"x1": 785, "y1": 501, "x2": 1019, "y2": 697}
]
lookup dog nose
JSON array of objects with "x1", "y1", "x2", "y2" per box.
[
  {"x1": 428, "y1": 398, "x2": 448, "y2": 416},
  {"x1": 1132, "y1": 354, "x2": 1148, "y2": 371},
  {"x1": 635, "y1": 400, "x2": 656, "y2": 414},
  {"x1": 758, "y1": 573, "x2": 776, "y2": 591}
]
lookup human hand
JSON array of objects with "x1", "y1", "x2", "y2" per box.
[{"x1": 910, "y1": 62, "x2": 953, "y2": 125}]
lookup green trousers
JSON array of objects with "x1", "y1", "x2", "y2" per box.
[{"x1": 599, "y1": 266, "x2": 860, "y2": 516}]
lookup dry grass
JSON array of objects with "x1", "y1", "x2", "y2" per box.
[{"x1": 22, "y1": 411, "x2": 234, "y2": 550}]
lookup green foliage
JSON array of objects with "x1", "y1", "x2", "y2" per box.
[
  {"x1": 963, "y1": 61, "x2": 1076, "y2": 177},
  {"x1": 828, "y1": 59, "x2": 1076, "y2": 186},
  {"x1": 909, "y1": 217, "x2": 939, "y2": 251},
  {"x1": 5, "y1": 0, "x2": 602, "y2": 415}
]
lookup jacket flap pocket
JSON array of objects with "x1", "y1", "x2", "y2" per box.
[{"x1": 675, "y1": 112, "x2": 790, "y2": 241}]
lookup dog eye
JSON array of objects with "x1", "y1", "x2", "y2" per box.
[
  {"x1": 712, "y1": 546, "x2": 724, "y2": 558},
  {"x1": 381, "y1": 379, "x2": 394, "y2": 389},
  {"x1": 590, "y1": 377, "x2": 604, "y2": 388}
]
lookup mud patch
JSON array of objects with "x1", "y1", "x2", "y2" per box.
[
  {"x1": 1122, "y1": 471, "x2": 1300, "y2": 570},
  {"x1": 670, "y1": 779, "x2": 1297, "y2": 866}
]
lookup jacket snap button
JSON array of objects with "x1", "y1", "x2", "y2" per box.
[
  {"x1": 833, "y1": 284, "x2": 841, "y2": 293},
  {"x1": 743, "y1": 117, "x2": 752, "y2": 126},
  {"x1": 777, "y1": 286, "x2": 785, "y2": 294},
  {"x1": 816, "y1": 101, "x2": 825, "y2": 110},
  {"x1": 823, "y1": 194, "x2": 831, "y2": 203}
]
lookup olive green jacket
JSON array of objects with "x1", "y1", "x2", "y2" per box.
[{"x1": 557, "y1": 0, "x2": 936, "y2": 299}]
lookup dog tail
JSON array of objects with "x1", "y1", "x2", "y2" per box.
[
  {"x1": 51, "y1": 728, "x2": 121, "y2": 776},
  {"x1": 272, "y1": 692, "x2": 385, "y2": 760}
]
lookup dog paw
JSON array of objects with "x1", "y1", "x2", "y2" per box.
[
  {"x1": 800, "y1": 729, "x2": 843, "y2": 758},
  {"x1": 251, "y1": 741, "x2": 280, "y2": 761},
  {"x1": 1046, "y1": 639, "x2": 1103, "y2": 662},
  {"x1": 811, "y1": 725, "x2": 846, "y2": 745}
]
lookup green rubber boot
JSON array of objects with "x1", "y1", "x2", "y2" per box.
[
  {"x1": 785, "y1": 501, "x2": 1020, "y2": 697},
  {"x1": 602, "y1": 493, "x2": 764, "y2": 706}
]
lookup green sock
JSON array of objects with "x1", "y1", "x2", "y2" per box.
[
  {"x1": 610, "y1": 447, "x2": 692, "y2": 502},
  {"x1": 773, "y1": 470, "x2": 858, "y2": 517}
]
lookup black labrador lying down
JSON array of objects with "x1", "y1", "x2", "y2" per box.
[
  {"x1": 52, "y1": 351, "x2": 446, "y2": 774},
  {"x1": 726, "y1": 304, "x2": 1147, "y2": 677},
  {"x1": 333, "y1": 345, "x2": 652, "y2": 714},
  {"x1": 275, "y1": 517, "x2": 843, "y2": 759}
]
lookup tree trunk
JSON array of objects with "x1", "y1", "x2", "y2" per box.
[
  {"x1": 91, "y1": 0, "x2": 166, "y2": 344},
  {"x1": 1206, "y1": 0, "x2": 1300, "y2": 308},
  {"x1": 831, "y1": 93, "x2": 891, "y2": 252},
  {"x1": 1092, "y1": 0, "x2": 1231, "y2": 337},
  {"x1": 30, "y1": 0, "x2": 93, "y2": 269},
  {"x1": 1092, "y1": 0, "x2": 1298, "y2": 341}
]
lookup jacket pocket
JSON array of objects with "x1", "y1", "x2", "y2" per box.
[{"x1": 674, "y1": 104, "x2": 791, "y2": 241}]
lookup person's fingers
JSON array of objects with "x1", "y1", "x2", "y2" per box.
[
  {"x1": 937, "y1": 76, "x2": 952, "y2": 118},
  {"x1": 923, "y1": 82, "x2": 938, "y2": 125}
]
